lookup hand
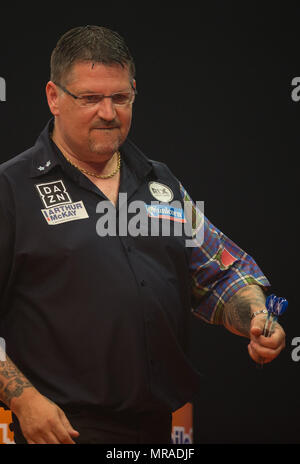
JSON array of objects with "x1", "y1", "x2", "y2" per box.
[
  {"x1": 247, "y1": 313, "x2": 286, "y2": 365},
  {"x1": 11, "y1": 389, "x2": 80, "y2": 444}
]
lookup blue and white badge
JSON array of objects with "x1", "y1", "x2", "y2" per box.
[{"x1": 145, "y1": 204, "x2": 186, "y2": 223}]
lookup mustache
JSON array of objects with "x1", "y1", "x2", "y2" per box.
[{"x1": 91, "y1": 120, "x2": 120, "y2": 130}]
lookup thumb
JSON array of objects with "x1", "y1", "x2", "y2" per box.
[
  {"x1": 250, "y1": 324, "x2": 263, "y2": 338},
  {"x1": 58, "y1": 410, "x2": 80, "y2": 437},
  {"x1": 250, "y1": 314, "x2": 267, "y2": 338}
]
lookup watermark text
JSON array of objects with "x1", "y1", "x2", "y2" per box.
[
  {"x1": 0, "y1": 77, "x2": 6, "y2": 102},
  {"x1": 0, "y1": 338, "x2": 6, "y2": 361},
  {"x1": 291, "y1": 337, "x2": 300, "y2": 362},
  {"x1": 95, "y1": 194, "x2": 204, "y2": 248}
]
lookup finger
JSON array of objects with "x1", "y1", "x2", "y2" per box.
[
  {"x1": 250, "y1": 341, "x2": 283, "y2": 358},
  {"x1": 251, "y1": 326, "x2": 286, "y2": 348},
  {"x1": 259, "y1": 335, "x2": 285, "y2": 350},
  {"x1": 248, "y1": 342, "x2": 271, "y2": 365},
  {"x1": 248, "y1": 342, "x2": 264, "y2": 364},
  {"x1": 250, "y1": 317, "x2": 268, "y2": 336},
  {"x1": 251, "y1": 333, "x2": 284, "y2": 350},
  {"x1": 251, "y1": 325, "x2": 264, "y2": 337},
  {"x1": 41, "y1": 432, "x2": 61, "y2": 444},
  {"x1": 59, "y1": 410, "x2": 80, "y2": 438},
  {"x1": 249, "y1": 340, "x2": 284, "y2": 361},
  {"x1": 35, "y1": 437, "x2": 48, "y2": 444},
  {"x1": 251, "y1": 324, "x2": 285, "y2": 348},
  {"x1": 52, "y1": 421, "x2": 78, "y2": 444},
  {"x1": 268, "y1": 325, "x2": 286, "y2": 345},
  {"x1": 53, "y1": 426, "x2": 77, "y2": 444}
]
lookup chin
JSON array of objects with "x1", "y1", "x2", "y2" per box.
[
  {"x1": 90, "y1": 143, "x2": 118, "y2": 157},
  {"x1": 89, "y1": 137, "x2": 122, "y2": 157}
]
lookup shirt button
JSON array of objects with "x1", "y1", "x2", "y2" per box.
[{"x1": 140, "y1": 280, "x2": 147, "y2": 287}]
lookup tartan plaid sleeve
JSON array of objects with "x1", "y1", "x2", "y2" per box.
[{"x1": 180, "y1": 183, "x2": 271, "y2": 325}]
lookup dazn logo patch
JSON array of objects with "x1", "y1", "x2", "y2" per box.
[{"x1": 35, "y1": 180, "x2": 72, "y2": 209}]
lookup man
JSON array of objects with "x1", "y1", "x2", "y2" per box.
[{"x1": 0, "y1": 25, "x2": 285, "y2": 444}]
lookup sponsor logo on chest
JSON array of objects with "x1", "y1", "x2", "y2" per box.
[
  {"x1": 35, "y1": 180, "x2": 89, "y2": 226},
  {"x1": 149, "y1": 182, "x2": 174, "y2": 202},
  {"x1": 145, "y1": 204, "x2": 186, "y2": 223}
]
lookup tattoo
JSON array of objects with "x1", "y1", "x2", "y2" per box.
[
  {"x1": 0, "y1": 357, "x2": 33, "y2": 408},
  {"x1": 0, "y1": 359, "x2": 24, "y2": 380},
  {"x1": 222, "y1": 285, "x2": 266, "y2": 338},
  {"x1": 3, "y1": 378, "x2": 32, "y2": 406}
]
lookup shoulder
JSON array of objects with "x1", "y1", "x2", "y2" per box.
[
  {"x1": 149, "y1": 158, "x2": 178, "y2": 182},
  {"x1": 0, "y1": 146, "x2": 37, "y2": 180},
  {"x1": 0, "y1": 146, "x2": 39, "y2": 213}
]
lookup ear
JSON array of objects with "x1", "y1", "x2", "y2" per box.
[{"x1": 46, "y1": 81, "x2": 60, "y2": 116}]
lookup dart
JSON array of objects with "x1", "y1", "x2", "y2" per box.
[
  {"x1": 262, "y1": 294, "x2": 277, "y2": 337},
  {"x1": 267, "y1": 297, "x2": 288, "y2": 337},
  {"x1": 256, "y1": 294, "x2": 287, "y2": 368},
  {"x1": 263, "y1": 295, "x2": 288, "y2": 337}
]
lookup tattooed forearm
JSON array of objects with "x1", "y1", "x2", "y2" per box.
[
  {"x1": 0, "y1": 357, "x2": 33, "y2": 408},
  {"x1": 222, "y1": 285, "x2": 266, "y2": 338}
]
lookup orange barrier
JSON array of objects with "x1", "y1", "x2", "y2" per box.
[
  {"x1": 171, "y1": 403, "x2": 193, "y2": 444},
  {"x1": 0, "y1": 409, "x2": 14, "y2": 444},
  {"x1": 0, "y1": 403, "x2": 193, "y2": 445}
]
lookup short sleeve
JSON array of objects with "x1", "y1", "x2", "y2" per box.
[{"x1": 180, "y1": 183, "x2": 271, "y2": 325}]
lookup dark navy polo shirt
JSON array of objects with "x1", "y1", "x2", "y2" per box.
[{"x1": 0, "y1": 120, "x2": 203, "y2": 414}]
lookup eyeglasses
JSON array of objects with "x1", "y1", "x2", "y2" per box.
[{"x1": 54, "y1": 82, "x2": 137, "y2": 108}]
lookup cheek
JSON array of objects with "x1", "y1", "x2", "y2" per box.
[
  {"x1": 64, "y1": 108, "x2": 92, "y2": 134},
  {"x1": 119, "y1": 110, "x2": 133, "y2": 133}
]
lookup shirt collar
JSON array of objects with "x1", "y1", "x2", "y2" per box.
[{"x1": 29, "y1": 119, "x2": 154, "y2": 180}]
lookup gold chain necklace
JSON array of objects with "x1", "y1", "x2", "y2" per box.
[{"x1": 65, "y1": 151, "x2": 121, "y2": 179}]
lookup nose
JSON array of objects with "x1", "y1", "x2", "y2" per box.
[{"x1": 96, "y1": 96, "x2": 117, "y2": 122}]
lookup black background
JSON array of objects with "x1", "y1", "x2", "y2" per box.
[{"x1": 0, "y1": 3, "x2": 298, "y2": 443}]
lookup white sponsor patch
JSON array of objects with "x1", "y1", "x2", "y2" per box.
[
  {"x1": 149, "y1": 182, "x2": 174, "y2": 202},
  {"x1": 42, "y1": 201, "x2": 89, "y2": 226}
]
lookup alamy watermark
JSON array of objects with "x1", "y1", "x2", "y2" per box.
[
  {"x1": 291, "y1": 337, "x2": 300, "y2": 362},
  {"x1": 0, "y1": 337, "x2": 6, "y2": 361},
  {"x1": 0, "y1": 77, "x2": 6, "y2": 102},
  {"x1": 291, "y1": 77, "x2": 300, "y2": 102},
  {"x1": 95, "y1": 194, "x2": 205, "y2": 247}
]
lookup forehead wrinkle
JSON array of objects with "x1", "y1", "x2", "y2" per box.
[{"x1": 64, "y1": 62, "x2": 132, "y2": 94}]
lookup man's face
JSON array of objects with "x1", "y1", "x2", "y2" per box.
[{"x1": 49, "y1": 61, "x2": 134, "y2": 162}]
